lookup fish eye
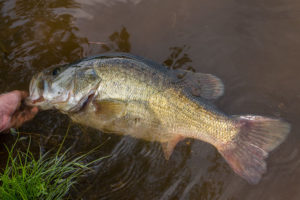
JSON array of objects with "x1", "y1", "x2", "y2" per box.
[{"x1": 52, "y1": 67, "x2": 60, "y2": 76}]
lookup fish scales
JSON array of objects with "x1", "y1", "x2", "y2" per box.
[
  {"x1": 96, "y1": 58, "x2": 238, "y2": 143},
  {"x1": 27, "y1": 53, "x2": 290, "y2": 184}
]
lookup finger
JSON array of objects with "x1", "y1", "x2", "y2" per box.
[
  {"x1": 9, "y1": 90, "x2": 23, "y2": 109},
  {"x1": 9, "y1": 105, "x2": 38, "y2": 128},
  {"x1": 12, "y1": 112, "x2": 29, "y2": 128},
  {"x1": 19, "y1": 91, "x2": 29, "y2": 100},
  {"x1": 9, "y1": 111, "x2": 21, "y2": 128},
  {"x1": 11, "y1": 109, "x2": 35, "y2": 128},
  {"x1": 23, "y1": 106, "x2": 38, "y2": 116},
  {"x1": 11, "y1": 90, "x2": 28, "y2": 101},
  {"x1": 18, "y1": 108, "x2": 38, "y2": 123},
  {"x1": 31, "y1": 107, "x2": 39, "y2": 115}
]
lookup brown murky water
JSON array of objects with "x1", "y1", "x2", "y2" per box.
[{"x1": 1, "y1": 0, "x2": 300, "y2": 199}]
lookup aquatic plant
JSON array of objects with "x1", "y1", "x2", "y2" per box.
[{"x1": 0, "y1": 134, "x2": 106, "y2": 200}]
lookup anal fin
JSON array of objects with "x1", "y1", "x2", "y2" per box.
[{"x1": 161, "y1": 135, "x2": 184, "y2": 160}]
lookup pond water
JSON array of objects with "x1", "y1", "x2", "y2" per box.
[{"x1": 1, "y1": 0, "x2": 300, "y2": 199}]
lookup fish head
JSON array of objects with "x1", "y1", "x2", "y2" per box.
[{"x1": 27, "y1": 63, "x2": 101, "y2": 113}]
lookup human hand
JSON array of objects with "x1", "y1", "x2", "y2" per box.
[{"x1": 0, "y1": 90, "x2": 38, "y2": 132}]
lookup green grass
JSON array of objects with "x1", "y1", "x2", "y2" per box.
[{"x1": 0, "y1": 130, "x2": 107, "y2": 200}]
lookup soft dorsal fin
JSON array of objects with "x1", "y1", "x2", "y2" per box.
[
  {"x1": 171, "y1": 70, "x2": 224, "y2": 100},
  {"x1": 93, "y1": 99, "x2": 127, "y2": 120},
  {"x1": 161, "y1": 135, "x2": 184, "y2": 160}
]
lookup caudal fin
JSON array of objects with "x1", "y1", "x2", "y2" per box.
[{"x1": 218, "y1": 115, "x2": 290, "y2": 184}]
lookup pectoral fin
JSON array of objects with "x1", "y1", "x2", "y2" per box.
[
  {"x1": 161, "y1": 135, "x2": 184, "y2": 160},
  {"x1": 172, "y1": 70, "x2": 224, "y2": 100},
  {"x1": 93, "y1": 99, "x2": 127, "y2": 120}
]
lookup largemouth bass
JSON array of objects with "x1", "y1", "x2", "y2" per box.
[{"x1": 26, "y1": 53, "x2": 290, "y2": 184}]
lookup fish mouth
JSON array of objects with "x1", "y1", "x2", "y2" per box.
[
  {"x1": 25, "y1": 96, "x2": 45, "y2": 106},
  {"x1": 26, "y1": 72, "x2": 47, "y2": 107}
]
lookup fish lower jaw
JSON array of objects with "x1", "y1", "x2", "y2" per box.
[{"x1": 25, "y1": 96, "x2": 45, "y2": 106}]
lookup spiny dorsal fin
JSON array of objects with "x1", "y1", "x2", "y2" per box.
[
  {"x1": 93, "y1": 99, "x2": 127, "y2": 120},
  {"x1": 161, "y1": 135, "x2": 184, "y2": 160},
  {"x1": 172, "y1": 70, "x2": 224, "y2": 100}
]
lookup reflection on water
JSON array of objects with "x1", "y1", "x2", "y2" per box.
[
  {"x1": 0, "y1": 0, "x2": 87, "y2": 91},
  {"x1": 101, "y1": 27, "x2": 131, "y2": 53},
  {"x1": 1, "y1": 0, "x2": 300, "y2": 199},
  {"x1": 75, "y1": 0, "x2": 143, "y2": 7},
  {"x1": 163, "y1": 45, "x2": 194, "y2": 71},
  {"x1": 86, "y1": 27, "x2": 131, "y2": 55}
]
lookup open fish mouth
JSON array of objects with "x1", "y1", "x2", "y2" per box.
[
  {"x1": 25, "y1": 96, "x2": 45, "y2": 106},
  {"x1": 26, "y1": 72, "x2": 56, "y2": 109},
  {"x1": 26, "y1": 73, "x2": 45, "y2": 106}
]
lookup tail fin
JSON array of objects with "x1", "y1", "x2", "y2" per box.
[{"x1": 218, "y1": 115, "x2": 290, "y2": 184}]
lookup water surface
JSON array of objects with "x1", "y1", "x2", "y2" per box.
[{"x1": 1, "y1": 0, "x2": 300, "y2": 199}]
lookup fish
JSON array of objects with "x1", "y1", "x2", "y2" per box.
[{"x1": 26, "y1": 53, "x2": 290, "y2": 184}]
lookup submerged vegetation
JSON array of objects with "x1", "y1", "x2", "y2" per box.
[{"x1": 0, "y1": 131, "x2": 107, "y2": 200}]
